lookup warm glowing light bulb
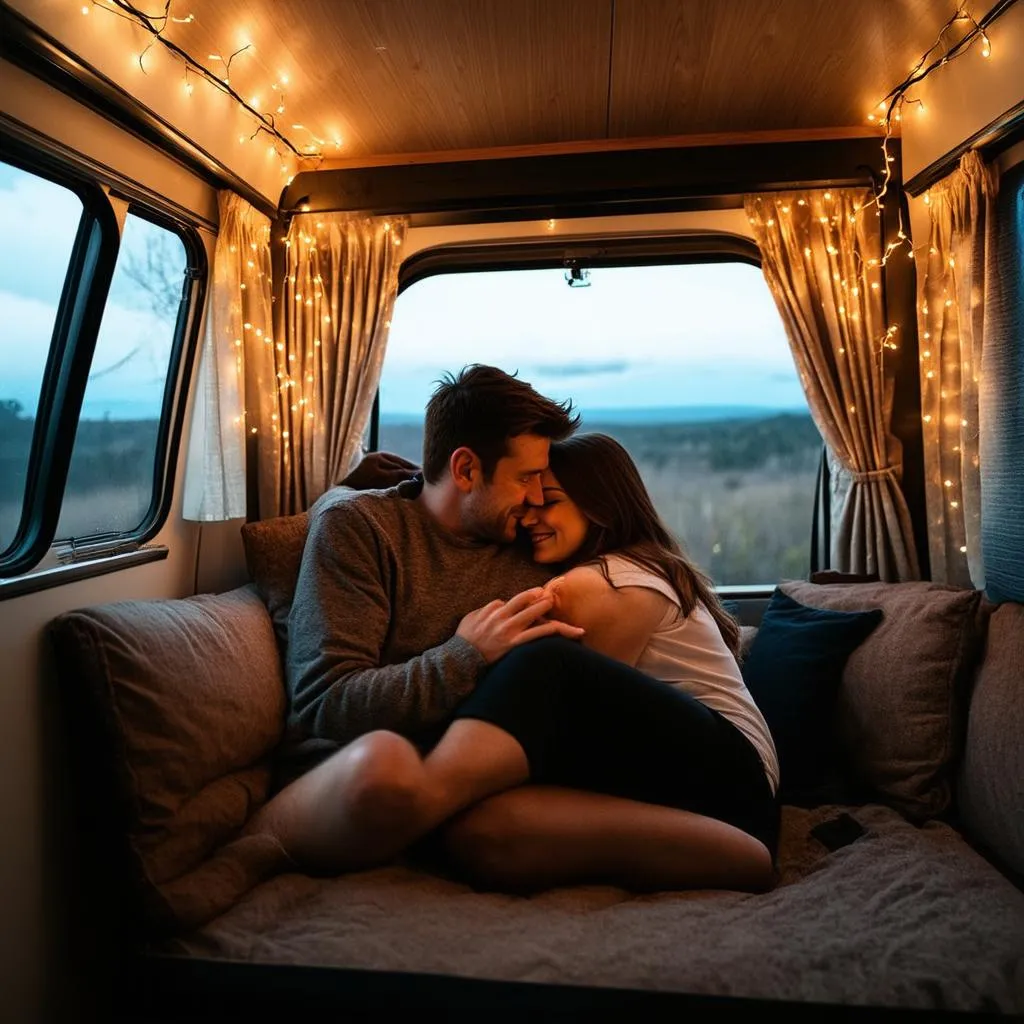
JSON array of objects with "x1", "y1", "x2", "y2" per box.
[{"x1": 81, "y1": 5, "x2": 89, "y2": 13}]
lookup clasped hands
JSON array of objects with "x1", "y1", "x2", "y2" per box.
[{"x1": 456, "y1": 584, "x2": 583, "y2": 664}]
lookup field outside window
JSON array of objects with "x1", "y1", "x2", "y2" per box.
[{"x1": 378, "y1": 262, "x2": 821, "y2": 586}]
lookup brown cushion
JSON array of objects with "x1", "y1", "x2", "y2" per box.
[
  {"x1": 241, "y1": 511, "x2": 310, "y2": 653},
  {"x1": 49, "y1": 585, "x2": 289, "y2": 934},
  {"x1": 957, "y1": 601, "x2": 1024, "y2": 878},
  {"x1": 780, "y1": 580, "x2": 988, "y2": 821}
]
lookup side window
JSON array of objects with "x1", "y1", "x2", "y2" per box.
[
  {"x1": 0, "y1": 145, "x2": 202, "y2": 580},
  {"x1": 377, "y1": 261, "x2": 819, "y2": 586},
  {"x1": 0, "y1": 161, "x2": 83, "y2": 554},
  {"x1": 55, "y1": 213, "x2": 188, "y2": 541}
]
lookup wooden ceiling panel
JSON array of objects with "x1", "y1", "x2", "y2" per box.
[
  {"x1": 608, "y1": 0, "x2": 962, "y2": 136},
  {"x1": 175, "y1": 0, "x2": 614, "y2": 159}
]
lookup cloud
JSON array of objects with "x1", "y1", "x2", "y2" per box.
[{"x1": 530, "y1": 360, "x2": 629, "y2": 377}]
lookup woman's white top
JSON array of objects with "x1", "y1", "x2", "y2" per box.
[{"x1": 600, "y1": 554, "x2": 779, "y2": 794}]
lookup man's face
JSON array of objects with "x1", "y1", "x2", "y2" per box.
[{"x1": 463, "y1": 434, "x2": 549, "y2": 543}]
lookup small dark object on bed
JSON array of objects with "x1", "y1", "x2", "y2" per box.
[{"x1": 810, "y1": 813, "x2": 867, "y2": 852}]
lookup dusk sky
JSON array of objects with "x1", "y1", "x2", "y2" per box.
[{"x1": 381, "y1": 262, "x2": 804, "y2": 418}]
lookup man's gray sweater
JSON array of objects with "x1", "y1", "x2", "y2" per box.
[{"x1": 285, "y1": 479, "x2": 551, "y2": 760}]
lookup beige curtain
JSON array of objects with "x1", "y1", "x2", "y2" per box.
[
  {"x1": 262, "y1": 213, "x2": 406, "y2": 516},
  {"x1": 183, "y1": 191, "x2": 273, "y2": 521},
  {"x1": 916, "y1": 150, "x2": 997, "y2": 589},
  {"x1": 744, "y1": 189, "x2": 919, "y2": 581}
]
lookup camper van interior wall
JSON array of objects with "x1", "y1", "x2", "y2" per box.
[{"x1": 2, "y1": 0, "x2": 1023, "y2": 1020}]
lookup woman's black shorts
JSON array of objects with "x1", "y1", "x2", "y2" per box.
[{"x1": 449, "y1": 636, "x2": 780, "y2": 858}]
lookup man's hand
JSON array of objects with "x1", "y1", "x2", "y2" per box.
[
  {"x1": 339, "y1": 451, "x2": 420, "y2": 490},
  {"x1": 456, "y1": 587, "x2": 585, "y2": 664}
]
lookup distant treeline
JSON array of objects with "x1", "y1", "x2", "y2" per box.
[
  {"x1": 379, "y1": 411, "x2": 823, "y2": 584},
  {"x1": 379, "y1": 411, "x2": 823, "y2": 475}
]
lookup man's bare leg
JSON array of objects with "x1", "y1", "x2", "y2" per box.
[
  {"x1": 440, "y1": 785, "x2": 776, "y2": 894},
  {"x1": 243, "y1": 720, "x2": 529, "y2": 874}
]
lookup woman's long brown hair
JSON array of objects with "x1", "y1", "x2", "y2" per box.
[{"x1": 547, "y1": 433, "x2": 741, "y2": 658}]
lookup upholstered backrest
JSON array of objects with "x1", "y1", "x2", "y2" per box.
[
  {"x1": 957, "y1": 601, "x2": 1024, "y2": 879},
  {"x1": 49, "y1": 585, "x2": 290, "y2": 935},
  {"x1": 241, "y1": 511, "x2": 310, "y2": 654},
  {"x1": 779, "y1": 580, "x2": 989, "y2": 821}
]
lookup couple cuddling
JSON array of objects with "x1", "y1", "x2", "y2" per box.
[{"x1": 245, "y1": 364, "x2": 780, "y2": 894}]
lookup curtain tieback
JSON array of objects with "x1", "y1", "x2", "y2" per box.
[{"x1": 848, "y1": 464, "x2": 902, "y2": 483}]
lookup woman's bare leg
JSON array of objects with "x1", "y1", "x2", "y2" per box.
[
  {"x1": 440, "y1": 785, "x2": 776, "y2": 894},
  {"x1": 243, "y1": 720, "x2": 530, "y2": 874}
]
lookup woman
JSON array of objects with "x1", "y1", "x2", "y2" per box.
[
  {"x1": 252, "y1": 434, "x2": 779, "y2": 893},
  {"x1": 429, "y1": 433, "x2": 779, "y2": 892}
]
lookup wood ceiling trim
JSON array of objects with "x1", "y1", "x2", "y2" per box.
[
  {"x1": 283, "y1": 136, "x2": 889, "y2": 221},
  {"x1": 313, "y1": 126, "x2": 886, "y2": 170}
]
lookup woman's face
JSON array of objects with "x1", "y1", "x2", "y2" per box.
[{"x1": 524, "y1": 468, "x2": 591, "y2": 563}]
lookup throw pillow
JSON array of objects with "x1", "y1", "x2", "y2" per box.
[
  {"x1": 48, "y1": 585, "x2": 290, "y2": 934},
  {"x1": 241, "y1": 510, "x2": 310, "y2": 654},
  {"x1": 741, "y1": 589, "x2": 883, "y2": 806},
  {"x1": 780, "y1": 580, "x2": 988, "y2": 820}
]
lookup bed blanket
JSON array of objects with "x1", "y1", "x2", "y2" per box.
[{"x1": 163, "y1": 803, "x2": 1024, "y2": 1013}]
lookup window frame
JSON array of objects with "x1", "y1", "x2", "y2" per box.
[
  {"x1": 0, "y1": 130, "x2": 208, "y2": 581},
  {"x1": 371, "y1": 232, "x2": 831, "y2": 589}
]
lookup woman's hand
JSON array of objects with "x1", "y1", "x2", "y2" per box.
[{"x1": 457, "y1": 587, "x2": 584, "y2": 664}]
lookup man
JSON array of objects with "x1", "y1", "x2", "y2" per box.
[{"x1": 251, "y1": 365, "x2": 584, "y2": 870}]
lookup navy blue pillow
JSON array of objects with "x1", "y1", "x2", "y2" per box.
[{"x1": 742, "y1": 588, "x2": 884, "y2": 806}]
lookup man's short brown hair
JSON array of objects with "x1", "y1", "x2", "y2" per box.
[{"x1": 422, "y1": 365, "x2": 579, "y2": 483}]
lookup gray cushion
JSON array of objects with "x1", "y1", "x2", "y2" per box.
[
  {"x1": 49, "y1": 585, "x2": 290, "y2": 933},
  {"x1": 241, "y1": 511, "x2": 310, "y2": 654},
  {"x1": 780, "y1": 580, "x2": 988, "y2": 820},
  {"x1": 958, "y1": 601, "x2": 1024, "y2": 878}
]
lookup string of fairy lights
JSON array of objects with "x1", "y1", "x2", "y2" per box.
[
  {"x1": 81, "y1": 0, "x2": 342, "y2": 177},
  {"x1": 746, "y1": 1, "x2": 1013, "y2": 569},
  {"x1": 79, "y1": 0, "x2": 1011, "y2": 551}
]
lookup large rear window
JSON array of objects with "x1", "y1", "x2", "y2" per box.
[{"x1": 377, "y1": 260, "x2": 820, "y2": 586}]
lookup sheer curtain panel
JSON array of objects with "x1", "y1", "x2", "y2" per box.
[
  {"x1": 265, "y1": 213, "x2": 406, "y2": 517},
  {"x1": 916, "y1": 150, "x2": 998, "y2": 589},
  {"x1": 183, "y1": 192, "x2": 273, "y2": 521},
  {"x1": 745, "y1": 189, "x2": 920, "y2": 582}
]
